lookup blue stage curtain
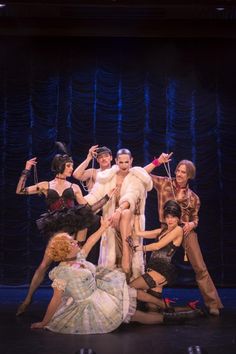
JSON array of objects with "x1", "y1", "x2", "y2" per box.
[{"x1": 0, "y1": 38, "x2": 235, "y2": 285}]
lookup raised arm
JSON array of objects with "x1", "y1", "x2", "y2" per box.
[
  {"x1": 135, "y1": 225, "x2": 183, "y2": 252},
  {"x1": 144, "y1": 152, "x2": 173, "y2": 174},
  {"x1": 82, "y1": 217, "x2": 110, "y2": 257},
  {"x1": 74, "y1": 182, "x2": 112, "y2": 213},
  {"x1": 73, "y1": 145, "x2": 98, "y2": 181},
  {"x1": 31, "y1": 287, "x2": 62, "y2": 329},
  {"x1": 16, "y1": 157, "x2": 48, "y2": 195}
]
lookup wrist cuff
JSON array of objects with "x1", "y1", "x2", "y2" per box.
[
  {"x1": 21, "y1": 169, "x2": 31, "y2": 176},
  {"x1": 152, "y1": 158, "x2": 160, "y2": 167}
]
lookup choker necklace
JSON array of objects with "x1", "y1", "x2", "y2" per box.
[
  {"x1": 64, "y1": 256, "x2": 77, "y2": 262},
  {"x1": 55, "y1": 176, "x2": 66, "y2": 180}
]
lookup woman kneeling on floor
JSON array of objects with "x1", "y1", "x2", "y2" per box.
[{"x1": 129, "y1": 200, "x2": 192, "y2": 312}]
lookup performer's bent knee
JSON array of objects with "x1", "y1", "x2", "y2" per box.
[{"x1": 121, "y1": 208, "x2": 132, "y2": 218}]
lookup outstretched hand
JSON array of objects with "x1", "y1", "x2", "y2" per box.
[
  {"x1": 100, "y1": 216, "x2": 111, "y2": 230},
  {"x1": 158, "y1": 152, "x2": 173, "y2": 165},
  {"x1": 109, "y1": 210, "x2": 121, "y2": 229},
  {"x1": 88, "y1": 145, "x2": 99, "y2": 158},
  {"x1": 25, "y1": 157, "x2": 37, "y2": 170}
]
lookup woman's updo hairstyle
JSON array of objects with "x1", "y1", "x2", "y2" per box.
[
  {"x1": 51, "y1": 142, "x2": 73, "y2": 174},
  {"x1": 163, "y1": 200, "x2": 181, "y2": 220}
]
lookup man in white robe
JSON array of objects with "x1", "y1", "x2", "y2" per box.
[{"x1": 85, "y1": 148, "x2": 153, "y2": 280}]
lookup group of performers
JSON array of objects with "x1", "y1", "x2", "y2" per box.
[{"x1": 15, "y1": 143, "x2": 223, "y2": 334}]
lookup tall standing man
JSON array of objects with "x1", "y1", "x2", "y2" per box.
[
  {"x1": 85, "y1": 148, "x2": 153, "y2": 280},
  {"x1": 145, "y1": 154, "x2": 223, "y2": 316},
  {"x1": 73, "y1": 145, "x2": 113, "y2": 264}
]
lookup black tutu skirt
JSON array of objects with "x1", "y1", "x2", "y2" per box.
[{"x1": 36, "y1": 204, "x2": 100, "y2": 240}]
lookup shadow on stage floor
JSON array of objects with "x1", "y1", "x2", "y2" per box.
[{"x1": 0, "y1": 287, "x2": 235, "y2": 354}]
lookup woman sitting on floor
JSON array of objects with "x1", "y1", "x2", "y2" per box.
[{"x1": 31, "y1": 217, "x2": 197, "y2": 334}]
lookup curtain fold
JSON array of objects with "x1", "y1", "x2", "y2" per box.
[{"x1": 0, "y1": 37, "x2": 235, "y2": 285}]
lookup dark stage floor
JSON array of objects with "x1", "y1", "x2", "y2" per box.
[{"x1": 0, "y1": 287, "x2": 235, "y2": 354}]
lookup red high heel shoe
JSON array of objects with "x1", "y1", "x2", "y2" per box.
[
  {"x1": 187, "y1": 300, "x2": 206, "y2": 316},
  {"x1": 163, "y1": 297, "x2": 176, "y2": 313},
  {"x1": 187, "y1": 300, "x2": 200, "y2": 310}
]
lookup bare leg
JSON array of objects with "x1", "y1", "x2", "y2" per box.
[
  {"x1": 119, "y1": 209, "x2": 132, "y2": 274},
  {"x1": 16, "y1": 252, "x2": 52, "y2": 316},
  {"x1": 136, "y1": 289, "x2": 165, "y2": 309},
  {"x1": 131, "y1": 310, "x2": 163, "y2": 324}
]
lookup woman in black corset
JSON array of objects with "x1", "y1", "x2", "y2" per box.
[
  {"x1": 129, "y1": 200, "x2": 183, "y2": 311},
  {"x1": 16, "y1": 152, "x2": 111, "y2": 316}
]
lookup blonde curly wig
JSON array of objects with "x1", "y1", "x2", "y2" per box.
[{"x1": 46, "y1": 233, "x2": 73, "y2": 262}]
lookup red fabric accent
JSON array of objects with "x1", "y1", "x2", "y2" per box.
[
  {"x1": 49, "y1": 198, "x2": 74, "y2": 211},
  {"x1": 152, "y1": 158, "x2": 160, "y2": 167}
]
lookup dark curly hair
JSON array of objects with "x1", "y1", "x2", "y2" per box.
[{"x1": 163, "y1": 200, "x2": 181, "y2": 219}]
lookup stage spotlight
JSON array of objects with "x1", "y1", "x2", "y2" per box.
[
  {"x1": 187, "y1": 345, "x2": 207, "y2": 354},
  {"x1": 75, "y1": 349, "x2": 96, "y2": 354}
]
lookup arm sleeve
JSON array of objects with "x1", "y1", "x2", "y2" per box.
[
  {"x1": 90, "y1": 194, "x2": 110, "y2": 212},
  {"x1": 84, "y1": 181, "x2": 107, "y2": 205},
  {"x1": 151, "y1": 174, "x2": 166, "y2": 191},
  {"x1": 51, "y1": 278, "x2": 66, "y2": 292},
  {"x1": 16, "y1": 170, "x2": 31, "y2": 194},
  {"x1": 190, "y1": 195, "x2": 200, "y2": 227},
  {"x1": 119, "y1": 176, "x2": 145, "y2": 212}
]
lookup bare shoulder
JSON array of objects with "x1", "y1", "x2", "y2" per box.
[
  {"x1": 71, "y1": 183, "x2": 82, "y2": 192},
  {"x1": 175, "y1": 225, "x2": 184, "y2": 236},
  {"x1": 38, "y1": 181, "x2": 49, "y2": 189}
]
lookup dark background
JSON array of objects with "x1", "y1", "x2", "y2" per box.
[{"x1": 0, "y1": 1, "x2": 235, "y2": 286}]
